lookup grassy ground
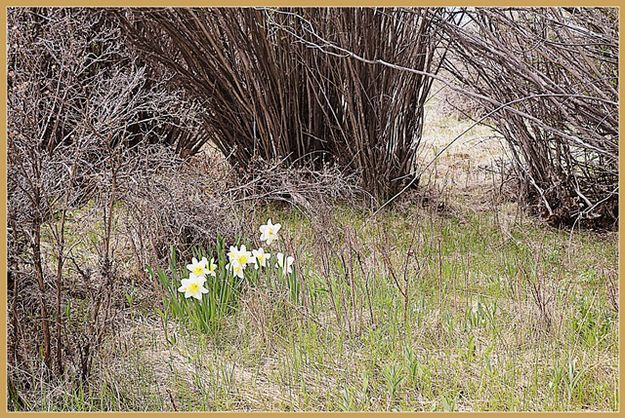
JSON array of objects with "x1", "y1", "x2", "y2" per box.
[
  {"x1": 35, "y1": 201, "x2": 618, "y2": 412},
  {"x1": 19, "y1": 90, "x2": 619, "y2": 412}
]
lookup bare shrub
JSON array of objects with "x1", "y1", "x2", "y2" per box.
[
  {"x1": 116, "y1": 7, "x2": 446, "y2": 202},
  {"x1": 438, "y1": 8, "x2": 618, "y2": 229},
  {"x1": 7, "y1": 7, "x2": 209, "y2": 392},
  {"x1": 233, "y1": 157, "x2": 363, "y2": 215},
  {"x1": 120, "y1": 147, "x2": 244, "y2": 267}
]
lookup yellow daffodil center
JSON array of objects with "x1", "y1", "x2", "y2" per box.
[
  {"x1": 192, "y1": 266, "x2": 204, "y2": 276},
  {"x1": 237, "y1": 255, "x2": 249, "y2": 265},
  {"x1": 187, "y1": 282, "x2": 200, "y2": 294}
]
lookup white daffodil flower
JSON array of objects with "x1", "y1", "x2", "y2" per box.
[
  {"x1": 227, "y1": 245, "x2": 254, "y2": 269},
  {"x1": 178, "y1": 275, "x2": 209, "y2": 300},
  {"x1": 259, "y1": 218, "x2": 281, "y2": 245},
  {"x1": 186, "y1": 257, "x2": 208, "y2": 278},
  {"x1": 275, "y1": 252, "x2": 294, "y2": 275},
  {"x1": 207, "y1": 258, "x2": 218, "y2": 277},
  {"x1": 252, "y1": 247, "x2": 270, "y2": 269},
  {"x1": 227, "y1": 246, "x2": 239, "y2": 262},
  {"x1": 226, "y1": 261, "x2": 245, "y2": 279}
]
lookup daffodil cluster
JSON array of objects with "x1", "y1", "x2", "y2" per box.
[
  {"x1": 177, "y1": 219, "x2": 296, "y2": 301},
  {"x1": 178, "y1": 256, "x2": 217, "y2": 300}
]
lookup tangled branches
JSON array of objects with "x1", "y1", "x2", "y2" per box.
[
  {"x1": 7, "y1": 7, "x2": 207, "y2": 385},
  {"x1": 118, "y1": 8, "x2": 446, "y2": 202},
  {"x1": 439, "y1": 8, "x2": 618, "y2": 229}
]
